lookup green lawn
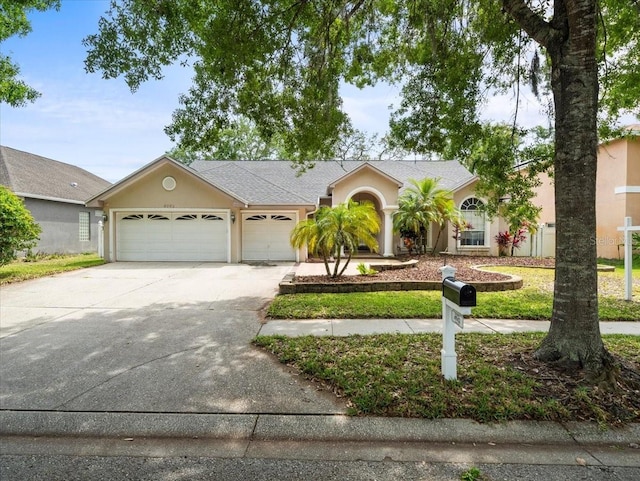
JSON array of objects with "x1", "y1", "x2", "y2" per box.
[
  {"x1": 0, "y1": 253, "x2": 105, "y2": 285},
  {"x1": 254, "y1": 332, "x2": 640, "y2": 424},
  {"x1": 267, "y1": 265, "x2": 640, "y2": 321}
]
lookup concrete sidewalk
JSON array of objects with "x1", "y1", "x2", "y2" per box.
[{"x1": 259, "y1": 318, "x2": 640, "y2": 337}]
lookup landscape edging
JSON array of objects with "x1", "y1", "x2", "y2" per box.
[{"x1": 279, "y1": 274, "x2": 523, "y2": 294}]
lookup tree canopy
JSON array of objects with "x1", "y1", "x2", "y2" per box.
[
  {"x1": 166, "y1": 117, "x2": 408, "y2": 165},
  {"x1": 83, "y1": 1, "x2": 638, "y2": 161},
  {"x1": 0, "y1": 0, "x2": 60, "y2": 107},
  {"x1": 84, "y1": 0, "x2": 639, "y2": 377}
]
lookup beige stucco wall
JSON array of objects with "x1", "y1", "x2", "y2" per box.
[
  {"x1": 531, "y1": 171, "x2": 556, "y2": 224},
  {"x1": 104, "y1": 163, "x2": 235, "y2": 209},
  {"x1": 596, "y1": 138, "x2": 630, "y2": 258},
  {"x1": 331, "y1": 167, "x2": 400, "y2": 257},
  {"x1": 529, "y1": 137, "x2": 638, "y2": 259},
  {"x1": 624, "y1": 138, "x2": 640, "y2": 231},
  {"x1": 331, "y1": 168, "x2": 400, "y2": 208},
  {"x1": 627, "y1": 138, "x2": 640, "y2": 186},
  {"x1": 100, "y1": 163, "x2": 242, "y2": 261}
]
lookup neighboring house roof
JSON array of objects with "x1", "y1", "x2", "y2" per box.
[
  {"x1": 0, "y1": 146, "x2": 111, "y2": 204},
  {"x1": 189, "y1": 159, "x2": 474, "y2": 205}
]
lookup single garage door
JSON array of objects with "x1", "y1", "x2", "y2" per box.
[
  {"x1": 116, "y1": 212, "x2": 229, "y2": 261},
  {"x1": 242, "y1": 213, "x2": 297, "y2": 261}
]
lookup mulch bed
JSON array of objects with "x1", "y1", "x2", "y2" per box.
[
  {"x1": 295, "y1": 255, "x2": 555, "y2": 284},
  {"x1": 509, "y1": 351, "x2": 640, "y2": 425}
]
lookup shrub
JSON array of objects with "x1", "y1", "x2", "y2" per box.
[
  {"x1": 0, "y1": 186, "x2": 41, "y2": 265},
  {"x1": 356, "y1": 262, "x2": 378, "y2": 276}
]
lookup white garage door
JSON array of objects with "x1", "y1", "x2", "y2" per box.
[
  {"x1": 116, "y1": 212, "x2": 229, "y2": 261},
  {"x1": 242, "y1": 213, "x2": 297, "y2": 261}
]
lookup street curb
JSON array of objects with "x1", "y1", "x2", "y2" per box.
[
  {"x1": 0, "y1": 411, "x2": 257, "y2": 440},
  {"x1": 2, "y1": 411, "x2": 638, "y2": 447}
]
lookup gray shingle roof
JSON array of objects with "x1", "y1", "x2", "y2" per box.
[
  {"x1": 0, "y1": 146, "x2": 111, "y2": 203},
  {"x1": 189, "y1": 159, "x2": 474, "y2": 205}
]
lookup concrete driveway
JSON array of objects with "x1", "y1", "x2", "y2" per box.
[{"x1": 0, "y1": 263, "x2": 345, "y2": 414}]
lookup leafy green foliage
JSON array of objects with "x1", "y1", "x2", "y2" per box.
[
  {"x1": 290, "y1": 200, "x2": 380, "y2": 278},
  {"x1": 0, "y1": 187, "x2": 41, "y2": 265},
  {"x1": 468, "y1": 124, "x2": 552, "y2": 256},
  {"x1": 167, "y1": 117, "x2": 287, "y2": 164},
  {"x1": 0, "y1": 0, "x2": 60, "y2": 107},
  {"x1": 166, "y1": 117, "x2": 405, "y2": 165},
  {"x1": 393, "y1": 178, "x2": 460, "y2": 255},
  {"x1": 598, "y1": 0, "x2": 640, "y2": 135},
  {"x1": 460, "y1": 467, "x2": 487, "y2": 481},
  {"x1": 356, "y1": 263, "x2": 377, "y2": 276}
]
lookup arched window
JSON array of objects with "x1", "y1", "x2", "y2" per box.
[{"x1": 460, "y1": 198, "x2": 486, "y2": 246}]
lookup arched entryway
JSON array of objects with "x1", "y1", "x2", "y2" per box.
[{"x1": 345, "y1": 187, "x2": 395, "y2": 257}]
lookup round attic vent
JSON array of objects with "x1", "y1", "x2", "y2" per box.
[{"x1": 162, "y1": 176, "x2": 176, "y2": 191}]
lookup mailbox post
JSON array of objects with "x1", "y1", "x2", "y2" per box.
[{"x1": 438, "y1": 265, "x2": 476, "y2": 380}]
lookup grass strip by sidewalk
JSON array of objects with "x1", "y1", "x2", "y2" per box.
[
  {"x1": 0, "y1": 253, "x2": 105, "y2": 285},
  {"x1": 267, "y1": 290, "x2": 640, "y2": 321},
  {"x1": 254, "y1": 332, "x2": 640, "y2": 425}
]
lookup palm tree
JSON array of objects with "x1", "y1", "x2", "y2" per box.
[
  {"x1": 393, "y1": 193, "x2": 429, "y2": 256},
  {"x1": 290, "y1": 200, "x2": 381, "y2": 278},
  {"x1": 395, "y1": 178, "x2": 460, "y2": 255}
]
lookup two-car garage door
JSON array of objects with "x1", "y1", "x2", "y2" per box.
[{"x1": 116, "y1": 212, "x2": 229, "y2": 261}]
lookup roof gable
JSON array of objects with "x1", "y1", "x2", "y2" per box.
[
  {"x1": 0, "y1": 146, "x2": 111, "y2": 204},
  {"x1": 86, "y1": 155, "x2": 249, "y2": 206},
  {"x1": 327, "y1": 162, "x2": 403, "y2": 194}
]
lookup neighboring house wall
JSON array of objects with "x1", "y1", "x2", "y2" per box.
[
  {"x1": 596, "y1": 139, "x2": 630, "y2": 258},
  {"x1": 530, "y1": 135, "x2": 639, "y2": 259},
  {"x1": 625, "y1": 140, "x2": 640, "y2": 230},
  {"x1": 527, "y1": 171, "x2": 557, "y2": 258},
  {"x1": 24, "y1": 198, "x2": 102, "y2": 254},
  {"x1": 532, "y1": 171, "x2": 555, "y2": 225}
]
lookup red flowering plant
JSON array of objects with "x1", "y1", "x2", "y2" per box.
[
  {"x1": 495, "y1": 231, "x2": 512, "y2": 256},
  {"x1": 496, "y1": 224, "x2": 529, "y2": 256}
]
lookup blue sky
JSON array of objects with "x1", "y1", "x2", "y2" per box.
[{"x1": 1, "y1": 1, "x2": 546, "y2": 183}]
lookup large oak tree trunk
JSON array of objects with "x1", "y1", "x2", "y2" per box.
[{"x1": 530, "y1": 0, "x2": 611, "y2": 375}]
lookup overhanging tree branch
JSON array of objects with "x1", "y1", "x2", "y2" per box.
[{"x1": 501, "y1": 0, "x2": 557, "y2": 49}]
